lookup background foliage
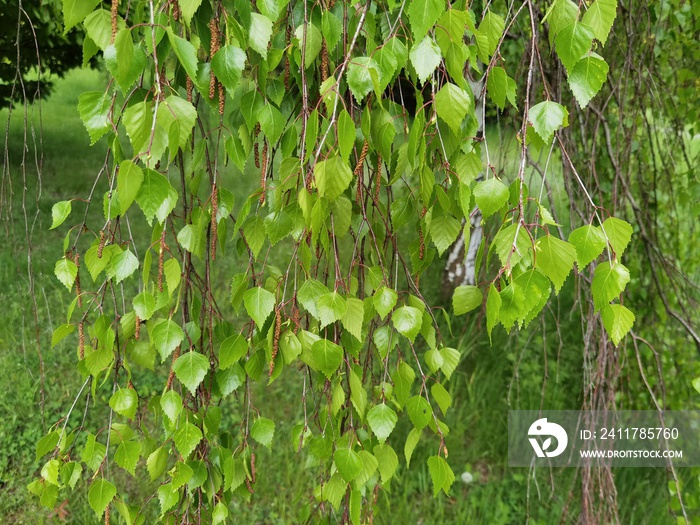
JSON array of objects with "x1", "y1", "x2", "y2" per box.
[{"x1": 0, "y1": 0, "x2": 698, "y2": 523}]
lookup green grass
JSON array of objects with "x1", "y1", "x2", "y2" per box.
[{"x1": 0, "y1": 69, "x2": 689, "y2": 525}]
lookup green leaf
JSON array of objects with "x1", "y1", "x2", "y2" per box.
[
  {"x1": 582, "y1": 0, "x2": 618, "y2": 45},
  {"x1": 249, "y1": 13, "x2": 273, "y2": 58},
  {"x1": 147, "y1": 447, "x2": 168, "y2": 481},
  {"x1": 535, "y1": 235, "x2": 577, "y2": 294},
  {"x1": 431, "y1": 383, "x2": 451, "y2": 414},
  {"x1": 132, "y1": 291, "x2": 156, "y2": 321},
  {"x1": 404, "y1": 427, "x2": 421, "y2": 468},
  {"x1": 407, "y1": 0, "x2": 445, "y2": 40},
  {"x1": 374, "y1": 287, "x2": 398, "y2": 321},
  {"x1": 407, "y1": 396, "x2": 432, "y2": 430},
  {"x1": 346, "y1": 57, "x2": 381, "y2": 103},
  {"x1": 243, "y1": 287, "x2": 276, "y2": 328},
  {"x1": 294, "y1": 23, "x2": 322, "y2": 68},
  {"x1": 337, "y1": 110, "x2": 355, "y2": 162},
  {"x1": 392, "y1": 306, "x2": 423, "y2": 343},
  {"x1": 592, "y1": 262, "x2": 630, "y2": 310},
  {"x1": 178, "y1": 0, "x2": 203, "y2": 25},
  {"x1": 115, "y1": 441, "x2": 140, "y2": 476},
  {"x1": 487, "y1": 66, "x2": 517, "y2": 110},
  {"x1": 298, "y1": 278, "x2": 329, "y2": 320},
  {"x1": 311, "y1": 339, "x2": 343, "y2": 379},
  {"x1": 88, "y1": 479, "x2": 117, "y2": 518},
  {"x1": 136, "y1": 170, "x2": 174, "y2": 226},
  {"x1": 528, "y1": 101, "x2": 568, "y2": 143},
  {"x1": 315, "y1": 155, "x2": 354, "y2": 201},
  {"x1": 317, "y1": 292, "x2": 347, "y2": 328},
  {"x1": 513, "y1": 269, "x2": 551, "y2": 326},
  {"x1": 601, "y1": 216, "x2": 633, "y2": 258},
  {"x1": 600, "y1": 304, "x2": 635, "y2": 346},
  {"x1": 474, "y1": 178, "x2": 509, "y2": 218},
  {"x1": 251, "y1": 417, "x2": 275, "y2": 449},
  {"x1": 152, "y1": 319, "x2": 184, "y2": 361},
  {"x1": 335, "y1": 448, "x2": 362, "y2": 482},
  {"x1": 54, "y1": 258, "x2": 78, "y2": 291},
  {"x1": 569, "y1": 224, "x2": 607, "y2": 269},
  {"x1": 373, "y1": 443, "x2": 399, "y2": 483},
  {"x1": 109, "y1": 388, "x2": 138, "y2": 420},
  {"x1": 544, "y1": 0, "x2": 578, "y2": 42},
  {"x1": 174, "y1": 422, "x2": 202, "y2": 458},
  {"x1": 478, "y1": 10, "x2": 505, "y2": 59},
  {"x1": 367, "y1": 403, "x2": 398, "y2": 444},
  {"x1": 258, "y1": 103, "x2": 285, "y2": 145},
  {"x1": 486, "y1": 285, "x2": 501, "y2": 344},
  {"x1": 430, "y1": 212, "x2": 462, "y2": 256},
  {"x1": 78, "y1": 91, "x2": 111, "y2": 144},
  {"x1": 211, "y1": 45, "x2": 246, "y2": 92},
  {"x1": 555, "y1": 22, "x2": 594, "y2": 71},
  {"x1": 439, "y1": 347, "x2": 460, "y2": 380},
  {"x1": 219, "y1": 334, "x2": 248, "y2": 369},
  {"x1": 157, "y1": 96, "x2": 197, "y2": 151},
  {"x1": 342, "y1": 297, "x2": 365, "y2": 342},
  {"x1": 216, "y1": 364, "x2": 246, "y2": 397},
  {"x1": 51, "y1": 324, "x2": 75, "y2": 348},
  {"x1": 427, "y1": 456, "x2": 455, "y2": 496},
  {"x1": 452, "y1": 286, "x2": 482, "y2": 315},
  {"x1": 116, "y1": 160, "x2": 143, "y2": 214},
  {"x1": 50, "y1": 201, "x2": 72, "y2": 230},
  {"x1": 107, "y1": 248, "x2": 139, "y2": 284},
  {"x1": 173, "y1": 351, "x2": 209, "y2": 395},
  {"x1": 167, "y1": 29, "x2": 199, "y2": 81},
  {"x1": 158, "y1": 483, "x2": 179, "y2": 513},
  {"x1": 349, "y1": 369, "x2": 367, "y2": 417},
  {"x1": 160, "y1": 389, "x2": 182, "y2": 424},
  {"x1": 82, "y1": 434, "x2": 106, "y2": 471},
  {"x1": 410, "y1": 37, "x2": 442, "y2": 83},
  {"x1": 63, "y1": 0, "x2": 101, "y2": 32},
  {"x1": 568, "y1": 53, "x2": 609, "y2": 109}
]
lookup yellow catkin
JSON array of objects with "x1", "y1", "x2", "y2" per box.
[
  {"x1": 157, "y1": 231, "x2": 165, "y2": 292},
  {"x1": 218, "y1": 81, "x2": 225, "y2": 115},
  {"x1": 78, "y1": 322, "x2": 85, "y2": 359},
  {"x1": 110, "y1": 0, "x2": 119, "y2": 44},
  {"x1": 211, "y1": 184, "x2": 218, "y2": 260},
  {"x1": 134, "y1": 315, "x2": 141, "y2": 340},
  {"x1": 259, "y1": 142, "x2": 268, "y2": 204},
  {"x1": 270, "y1": 309, "x2": 281, "y2": 377},
  {"x1": 373, "y1": 154, "x2": 382, "y2": 206},
  {"x1": 209, "y1": 18, "x2": 219, "y2": 100}
]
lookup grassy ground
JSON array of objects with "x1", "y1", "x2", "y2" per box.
[{"x1": 0, "y1": 69, "x2": 680, "y2": 524}]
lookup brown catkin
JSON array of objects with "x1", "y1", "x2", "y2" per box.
[
  {"x1": 373, "y1": 154, "x2": 382, "y2": 206},
  {"x1": 245, "y1": 478, "x2": 255, "y2": 494},
  {"x1": 78, "y1": 322, "x2": 85, "y2": 359},
  {"x1": 134, "y1": 315, "x2": 141, "y2": 340},
  {"x1": 355, "y1": 172, "x2": 363, "y2": 204},
  {"x1": 74, "y1": 252, "x2": 82, "y2": 307},
  {"x1": 291, "y1": 303, "x2": 300, "y2": 334},
  {"x1": 259, "y1": 141, "x2": 268, "y2": 204},
  {"x1": 284, "y1": 25, "x2": 292, "y2": 90},
  {"x1": 320, "y1": 39, "x2": 329, "y2": 83},
  {"x1": 97, "y1": 230, "x2": 106, "y2": 258},
  {"x1": 186, "y1": 75, "x2": 193, "y2": 103},
  {"x1": 251, "y1": 452, "x2": 257, "y2": 483},
  {"x1": 172, "y1": 0, "x2": 180, "y2": 21},
  {"x1": 419, "y1": 228, "x2": 425, "y2": 260},
  {"x1": 354, "y1": 140, "x2": 369, "y2": 175},
  {"x1": 218, "y1": 81, "x2": 225, "y2": 115},
  {"x1": 270, "y1": 309, "x2": 281, "y2": 377},
  {"x1": 209, "y1": 18, "x2": 219, "y2": 100},
  {"x1": 110, "y1": 0, "x2": 119, "y2": 44},
  {"x1": 157, "y1": 231, "x2": 165, "y2": 292},
  {"x1": 253, "y1": 123, "x2": 261, "y2": 168},
  {"x1": 305, "y1": 168, "x2": 314, "y2": 192},
  {"x1": 211, "y1": 184, "x2": 218, "y2": 260},
  {"x1": 105, "y1": 503, "x2": 110, "y2": 525},
  {"x1": 166, "y1": 346, "x2": 181, "y2": 390}
]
